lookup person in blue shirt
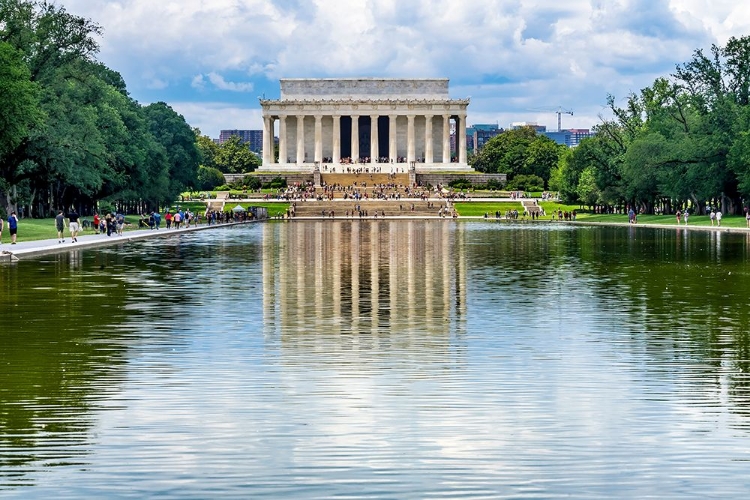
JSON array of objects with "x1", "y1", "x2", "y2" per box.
[{"x1": 8, "y1": 212, "x2": 18, "y2": 244}]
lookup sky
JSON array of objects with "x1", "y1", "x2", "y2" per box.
[{"x1": 61, "y1": 0, "x2": 750, "y2": 139}]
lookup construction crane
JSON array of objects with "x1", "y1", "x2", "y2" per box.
[
  {"x1": 528, "y1": 106, "x2": 574, "y2": 132},
  {"x1": 554, "y1": 107, "x2": 573, "y2": 132}
]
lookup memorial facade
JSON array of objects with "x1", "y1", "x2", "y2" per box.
[{"x1": 258, "y1": 78, "x2": 471, "y2": 173}]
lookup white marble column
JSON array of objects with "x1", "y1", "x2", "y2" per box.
[
  {"x1": 332, "y1": 115, "x2": 341, "y2": 164},
  {"x1": 370, "y1": 115, "x2": 379, "y2": 164},
  {"x1": 389, "y1": 114, "x2": 397, "y2": 164},
  {"x1": 407, "y1": 114, "x2": 415, "y2": 164},
  {"x1": 278, "y1": 116, "x2": 287, "y2": 164},
  {"x1": 425, "y1": 115, "x2": 434, "y2": 164},
  {"x1": 458, "y1": 114, "x2": 467, "y2": 164},
  {"x1": 314, "y1": 114, "x2": 323, "y2": 164},
  {"x1": 351, "y1": 115, "x2": 359, "y2": 162},
  {"x1": 296, "y1": 115, "x2": 305, "y2": 165},
  {"x1": 442, "y1": 114, "x2": 451, "y2": 164},
  {"x1": 262, "y1": 115, "x2": 273, "y2": 165}
]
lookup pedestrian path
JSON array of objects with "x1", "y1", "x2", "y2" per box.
[{"x1": 0, "y1": 222, "x2": 247, "y2": 263}]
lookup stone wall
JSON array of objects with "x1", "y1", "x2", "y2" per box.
[
  {"x1": 416, "y1": 173, "x2": 507, "y2": 187},
  {"x1": 225, "y1": 172, "x2": 505, "y2": 188}
]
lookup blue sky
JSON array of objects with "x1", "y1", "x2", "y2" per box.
[{"x1": 63, "y1": 0, "x2": 749, "y2": 138}]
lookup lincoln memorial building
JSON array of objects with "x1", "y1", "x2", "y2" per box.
[{"x1": 257, "y1": 78, "x2": 472, "y2": 174}]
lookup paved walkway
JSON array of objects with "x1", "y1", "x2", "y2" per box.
[{"x1": 0, "y1": 222, "x2": 247, "y2": 263}]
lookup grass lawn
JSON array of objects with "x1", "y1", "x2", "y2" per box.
[
  {"x1": 3, "y1": 216, "x2": 147, "y2": 243},
  {"x1": 454, "y1": 202, "x2": 526, "y2": 217}
]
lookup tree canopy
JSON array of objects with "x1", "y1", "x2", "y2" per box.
[
  {"x1": 554, "y1": 36, "x2": 750, "y2": 215},
  {"x1": 0, "y1": 0, "x2": 199, "y2": 217}
]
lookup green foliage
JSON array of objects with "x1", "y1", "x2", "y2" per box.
[
  {"x1": 506, "y1": 174, "x2": 544, "y2": 192},
  {"x1": 0, "y1": 0, "x2": 200, "y2": 216},
  {"x1": 448, "y1": 178, "x2": 472, "y2": 190},
  {"x1": 263, "y1": 176, "x2": 287, "y2": 189},
  {"x1": 469, "y1": 127, "x2": 561, "y2": 188},
  {"x1": 243, "y1": 175, "x2": 262, "y2": 190},
  {"x1": 214, "y1": 135, "x2": 261, "y2": 174},
  {"x1": 197, "y1": 166, "x2": 226, "y2": 191}
]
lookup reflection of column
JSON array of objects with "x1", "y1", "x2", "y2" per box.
[
  {"x1": 351, "y1": 222, "x2": 360, "y2": 333},
  {"x1": 442, "y1": 114, "x2": 451, "y2": 163},
  {"x1": 333, "y1": 222, "x2": 342, "y2": 333},
  {"x1": 407, "y1": 115, "x2": 415, "y2": 164},
  {"x1": 458, "y1": 113, "x2": 467, "y2": 164},
  {"x1": 425, "y1": 115, "x2": 433, "y2": 164},
  {"x1": 279, "y1": 222, "x2": 289, "y2": 329},
  {"x1": 351, "y1": 115, "x2": 359, "y2": 162},
  {"x1": 389, "y1": 223, "x2": 398, "y2": 327},
  {"x1": 332, "y1": 115, "x2": 341, "y2": 164},
  {"x1": 314, "y1": 114, "x2": 323, "y2": 163},
  {"x1": 263, "y1": 222, "x2": 276, "y2": 333},
  {"x1": 389, "y1": 115, "x2": 397, "y2": 164},
  {"x1": 296, "y1": 115, "x2": 305, "y2": 165},
  {"x1": 370, "y1": 115, "x2": 379, "y2": 163},
  {"x1": 457, "y1": 222, "x2": 467, "y2": 318},
  {"x1": 315, "y1": 222, "x2": 323, "y2": 321},
  {"x1": 297, "y1": 224, "x2": 306, "y2": 322},
  {"x1": 443, "y1": 222, "x2": 451, "y2": 321},
  {"x1": 278, "y1": 116, "x2": 287, "y2": 164},
  {"x1": 407, "y1": 221, "x2": 416, "y2": 326},
  {"x1": 425, "y1": 222, "x2": 435, "y2": 329},
  {"x1": 262, "y1": 115, "x2": 273, "y2": 165},
  {"x1": 370, "y1": 222, "x2": 380, "y2": 334}
]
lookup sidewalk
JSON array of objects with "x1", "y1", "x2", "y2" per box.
[{"x1": 0, "y1": 222, "x2": 249, "y2": 263}]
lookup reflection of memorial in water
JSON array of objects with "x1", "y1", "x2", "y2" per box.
[{"x1": 262, "y1": 221, "x2": 467, "y2": 350}]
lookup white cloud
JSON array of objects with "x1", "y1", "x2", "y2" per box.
[
  {"x1": 169, "y1": 101, "x2": 263, "y2": 138},
  {"x1": 60, "y1": 0, "x2": 747, "y2": 136},
  {"x1": 206, "y1": 73, "x2": 254, "y2": 92}
]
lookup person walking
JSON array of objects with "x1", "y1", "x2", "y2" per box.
[
  {"x1": 8, "y1": 212, "x2": 18, "y2": 244},
  {"x1": 55, "y1": 210, "x2": 67, "y2": 243},
  {"x1": 716, "y1": 210, "x2": 723, "y2": 227},
  {"x1": 710, "y1": 209, "x2": 716, "y2": 226},
  {"x1": 68, "y1": 208, "x2": 80, "y2": 242}
]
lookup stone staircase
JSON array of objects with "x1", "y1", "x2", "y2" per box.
[
  {"x1": 207, "y1": 191, "x2": 229, "y2": 212},
  {"x1": 320, "y1": 172, "x2": 409, "y2": 187},
  {"x1": 290, "y1": 200, "x2": 452, "y2": 218},
  {"x1": 522, "y1": 200, "x2": 543, "y2": 216}
]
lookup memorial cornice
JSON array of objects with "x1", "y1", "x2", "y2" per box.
[
  {"x1": 260, "y1": 98, "x2": 469, "y2": 115},
  {"x1": 261, "y1": 98, "x2": 469, "y2": 105}
]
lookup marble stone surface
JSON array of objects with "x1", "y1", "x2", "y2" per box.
[{"x1": 280, "y1": 78, "x2": 450, "y2": 100}]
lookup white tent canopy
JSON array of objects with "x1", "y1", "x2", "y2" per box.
[{"x1": 232, "y1": 204, "x2": 246, "y2": 212}]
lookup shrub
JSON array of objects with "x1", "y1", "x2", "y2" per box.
[
  {"x1": 484, "y1": 178, "x2": 504, "y2": 190},
  {"x1": 506, "y1": 174, "x2": 544, "y2": 192},
  {"x1": 448, "y1": 178, "x2": 473, "y2": 190},
  {"x1": 197, "y1": 166, "x2": 226, "y2": 191},
  {"x1": 263, "y1": 176, "x2": 287, "y2": 189}
]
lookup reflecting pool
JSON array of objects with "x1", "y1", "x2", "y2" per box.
[{"x1": 2, "y1": 221, "x2": 750, "y2": 498}]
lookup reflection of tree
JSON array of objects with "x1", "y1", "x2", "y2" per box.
[
  {"x1": 0, "y1": 253, "x2": 131, "y2": 486},
  {"x1": 464, "y1": 224, "x2": 750, "y2": 425}
]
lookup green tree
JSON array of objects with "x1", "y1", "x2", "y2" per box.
[
  {"x1": 195, "y1": 129, "x2": 220, "y2": 169},
  {"x1": 214, "y1": 135, "x2": 261, "y2": 174},
  {"x1": 142, "y1": 102, "x2": 200, "y2": 200},
  {"x1": 197, "y1": 166, "x2": 225, "y2": 191},
  {"x1": 0, "y1": 41, "x2": 41, "y2": 163}
]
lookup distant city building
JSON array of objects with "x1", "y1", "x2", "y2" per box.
[
  {"x1": 466, "y1": 123, "x2": 504, "y2": 153},
  {"x1": 219, "y1": 129, "x2": 264, "y2": 152},
  {"x1": 541, "y1": 128, "x2": 594, "y2": 147},
  {"x1": 510, "y1": 122, "x2": 547, "y2": 133}
]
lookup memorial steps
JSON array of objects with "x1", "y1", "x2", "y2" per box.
[
  {"x1": 319, "y1": 172, "x2": 409, "y2": 187},
  {"x1": 289, "y1": 200, "x2": 449, "y2": 219}
]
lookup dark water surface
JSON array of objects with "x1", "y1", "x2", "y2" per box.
[{"x1": 2, "y1": 221, "x2": 750, "y2": 498}]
